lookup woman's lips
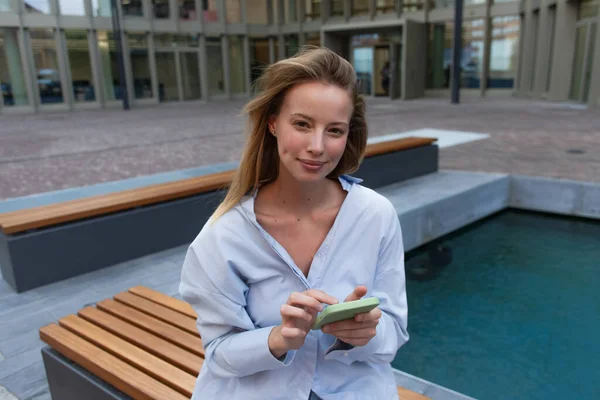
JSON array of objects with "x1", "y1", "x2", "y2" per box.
[{"x1": 298, "y1": 159, "x2": 326, "y2": 171}]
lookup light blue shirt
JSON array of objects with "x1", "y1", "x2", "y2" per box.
[{"x1": 179, "y1": 175, "x2": 409, "y2": 400}]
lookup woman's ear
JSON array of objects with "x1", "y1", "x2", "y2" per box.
[{"x1": 267, "y1": 115, "x2": 277, "y2": 136}]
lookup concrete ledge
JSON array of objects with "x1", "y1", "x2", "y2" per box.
[
  {"x1": 510, "y1": 175, "x2": 600, "y2": 219},
  {"x1": 378, "y1": 171, "x2": 511, "y2": 252},
  {"x1": 393, "y1": 370, "x2": 476, "y2": 400}
]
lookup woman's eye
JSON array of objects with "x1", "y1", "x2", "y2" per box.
[
  {"x1": 330, "y1": 128, "x2": 344, "y2": 135},
  {"x1": 294, "y1": 121, "x2": 309, "y2": 128}
]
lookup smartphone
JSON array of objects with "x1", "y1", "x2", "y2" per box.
[{"x1": 311, "y1": 297, "x2": 380, "y2": 330}]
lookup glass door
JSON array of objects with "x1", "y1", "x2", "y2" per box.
[
  {"x1": 155, "y1": 52, "x2": 179, "y2": 102},
  {"x1": 570, "y1": 22, "x2": 597, "y2": 103},
  {"x1": 352, "y1": 47, "x2": 374, "y2": 95},
  {"x1": 180, "y1": 51, "x2": 201, "y2": 100}
]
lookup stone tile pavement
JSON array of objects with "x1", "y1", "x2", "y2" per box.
[{"x1": 0, "y1": 94, "x2": 599, "y2": 200}]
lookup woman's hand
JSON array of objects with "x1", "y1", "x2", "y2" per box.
[
  {"x1": 269, "y1": 289, "x2": 338, "y2": 358},
  {"x1": 321, "y1": 285, "x2": 382, "y2": 347}
]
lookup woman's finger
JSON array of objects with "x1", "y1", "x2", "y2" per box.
[
  {"x1": 287, "y1": 291, "x2": 329, "y2": 313},
  {"x1": 323, "y1": 319, "x2": 379, "y2": 333},
  {"x1": 354, "y1": 308, "x2": 382, "y2": 322},
  {"x1": 280, "y1": 304, "x2": 313, "y2": 322},
  {"x1": 333, "y1": 327, "x2": 377, "y2": 340}
]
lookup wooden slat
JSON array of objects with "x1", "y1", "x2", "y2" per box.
[
  {"x1": 39, "y1": 323, "x2": 189, "y2": 400},
  {"x1": 397, "y1": 386, "x2": 431, "y2": 400},
  {"x1": 0, "y1": 169, "x2": 234, "y2": 234},
  {"x1": 129, "y1": 286, "x2": 197, "y2": 319},
  {"x1": 78, "y1": 306, "x2": 204, "y2": 376},
  {"x1": 115, "y1": 292, "x2": 199, "y2": 336},
  {"x1": 364, "y1": 137, "x2": 436, "y2": 158},
  {"x1": 0, "y1": 137, "x2": 437, "y2": 234},
  {"x1": 58, "y1": 314, "x2": 196, "y2": 397},
  {"x1": 96, "y1": 299, "x2": 204, "y2": 357}
]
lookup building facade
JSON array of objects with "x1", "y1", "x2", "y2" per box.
[{"x1": 0, "y1": 0, "x2": 595, "y2": 114}]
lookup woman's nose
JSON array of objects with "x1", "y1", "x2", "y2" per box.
[{"x1": 307, "y1": 131, "x2": 325, "y2": 154}]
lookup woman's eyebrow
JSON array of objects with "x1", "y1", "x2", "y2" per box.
[{"x1": 291, "y1": 113, "x2": 348, "y2": 126}]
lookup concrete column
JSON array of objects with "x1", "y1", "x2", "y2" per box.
[
  {"x1": 88, "y1": 30, "x2": 105, "y2": 105},
  {"x1": 518, "y1": 0, "x2": 536, "y2": 95},
  {"x1": 268, "y1": 36, "x2": 276, "y2": 63},
  {"x1": 548, "y1": 0, "x2": 577, "y2": 101},
  {"x1": 402, "y1": 20, "x2": 426, "y2": 100},
  {"x1": 222, "y1": 35, "x2": 231, "y2": 98},
  {"x1": 241, "y1": 0, "x2": 247, "y2": 22},
  {"x1": 147, "y1": 33, "x2": 160, "y2": 103},
  {"x1": 588, "y1": 17, "x2": 600, "y2": 108},
  {"x1": 199, "y1": 35, "x2": 209, "y2": 99},
  {"x1": 343, "y1": 0, "x2": 350, "y2": 20},
  {"x1": 55, "y1": 29, "x2": 73, "y2": 108},
  {"x1": 532, "y1": 0, "x2": 551, "y2": 96},
  {"x1": 3, "y1": 28, "x2": 29, "y2": 106},
  {"x1": 480, "y1": 0, "x2": 492, "y2": 96},
  {"x1": 243, "y1": 35, "x2": 252, "y2": 94},
  {"x1": 278, "y1": 34, "x2": 285, "y2": 59}
]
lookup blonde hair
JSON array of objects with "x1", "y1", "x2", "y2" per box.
[{"x1": 211, "y1": 46, "x2": 368, "y2": 221}]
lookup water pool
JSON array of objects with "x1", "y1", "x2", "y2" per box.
[{"x1": 392, "y1": 210, "x2": 600, "y2": 400}]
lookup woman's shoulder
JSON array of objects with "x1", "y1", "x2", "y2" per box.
[{"x1": 348, "y1": 179, "x2": 397, "y2": 218}]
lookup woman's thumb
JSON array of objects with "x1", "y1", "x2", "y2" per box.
[{"x1": 344, "y1": 285, "x2": 368, "y2": 302}]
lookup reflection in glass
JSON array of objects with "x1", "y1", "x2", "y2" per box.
[
  {"x1": 306, "y1": 32, "x2": 320, "y2": 47},
  {"x1": 465, "y1": 0, "x2": 484, "y2": 5},
  {"x1": 206, "y1": 38, "x2": 224, "y2": 96},
  {"x1": 249, "y1": 38, "x2": 269, "y2": 85},
  {"x1": 128, "y1": 33, "x2": 152, "y2": 99},
  {"x1": 31, "y1": 29, "x2": 64, "y2": 104},
  {"x1": 0, "y1": 0, "x2": 11, "y2": 11},
  {"x1": 284, "y1": 34, "x2": 299, "y2": 57},
  {"x1": 284, "y1": 0, "x2": 297, "y2": 22},
  {"x1": 91, "y1": 0, "x2": 111, "y2": 16},
  {"x1": 97, "y1": 31, "x2": 122, "y2": 100},
  {"x1": 156, "y1": 52, "x2": 178, "y2": 101},
  {"x1": 305, "y1": 0, "x2": 320, "y2": 21},
  {"x1": 376, "y1": 0, "x2": 395, "y2": 15},
  {"x1": 403, "y1": 0, "x2": 424, "y2": 12},
  {"x1": 66, "y1": 30, "x2": 95, "y2": 102},
  {"x1": 203, "y1": 0, "x2": 218, "y2": 23},
  {"x1": 579, "y1": 0, "x2": 599, "y2": 19},
  {"x1": 25, "y1": 0, "x2": 50, "y2": 14},
  {"x1": 246, "y1": 0, "x2": 267, "y2": 24},
  {"x1": 432, "y1": 0, "x2": 454, "y2": 8},
  {"x1": 181, "y1": 52, "x2": 201, "y2": 100},
  {"x1": 153, "y1": 0, "x2": 169, "y2": 18},
  {"x1": 426, "y1": 22, "x2": 453, "y2": 89},
  {"x1": 353, "y1": 47, "x2": 373, "y2": 95},
  {"x1": 178, "y1": 0, "x2": 196, "y2": 20},
  {"x1": 0, "y1": 28, "x2": 29, "y2": 106},
  {"x1": 352, "y1": 0, "x2": 369, "y2": 16},
  {"x1": 488, "y1": 16, "x2": 520, "y2": 89},
  {"x1": 461, "y1": 19, "x2": 484, "y2": 88},
  {"x1": 122, "y1": 0, "x2": 143, "y2": 16},
  {"x1": 229, "y1": 36, "x2": 245, "y2": 94},
  {"x1": 154, "y1": 33, "x2": 199, "y2": 47},
  {"x1": 331, "y1": 0, "x2": 343, "y2": 16},
  {"x1": 59, "y1": 0, "x2": 85, "y2": 15},
  {"x1": 226, "y1": 0, "x2": 241, "y2": 23}
]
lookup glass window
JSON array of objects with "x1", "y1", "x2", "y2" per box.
[
  {"x1": 352, "y1": 0, "x2": 369, "y2": 16},
  {"x1": 229, "y1": 36, "x2": 246, "y2": 94},
  {"x1": 203, "y1": 0, "x2": 219, "y2": 23},
  {"x1": 331, "y1": 0, "x2": 343, "y2": 16},
  {"x1": 460, "y1": 19, "x2": 484, "y2": 88},
  {"x1": 59, "y1": 0, "x2": 85, "y2": 15},
  {"x1": 466, "y1": 0, "x2": 485, "y2": 5},
  {"x1": 306, "y1": 31, "x2": 320, "y2": 47},
  {"x1": 249, "y1": 37, "x2": 269, "y2": 85},
  {"x1": 579, "y1": 0, "x2": 599, "y2": 19},
  {"x1": 284, "y1": 0, "x2": 297, "y2": 22},
  {"x1": 31, "y1": 29, "x2": 64, "y2": 104},
  {"x1": 181, "y1": 52, "x2": 201, "y2": 100},
  {"x1": 0, "y1": 28, "x2": 29, "y2": 107},
  {"x1": 153, "y1": 0, "x2": 169, "y2": 18},
  {"x1": 178, "y1": 0, "x2": 196, "y2": 20},
  {"x1": 128, "y1": 33, "x2": 152, "y2": 99},
  {"x1": 97, "y1": 31, "x2": 122, "y2": 100},
  {"x1": 65, "y1": 30, "x2": 95, "y2": 102},
  {"x1": 376, "y1": 0, "x2": 395, "y2": 16},
  {"x1": 206, "y1": 37, "x2": 224, "y2": 96},
  {"x1": 403, "y1": 0, "x2": 423, "y2": 12},
  {"x1": 91, "y1": 0, "x2": 111, "y2": 16},
  {"x1": 426, "y1": 22, "x2": 453, "y2": 89},
  {"x1": 226, "y1": 0, "x2": 241, "y2": 23},
  {"x1": 284, "y1": 34, "x2": 299, "y2": 57},
  {"x1": 25, "y1": 0, "x2": 51, "y2": 14},
  {"x1": 432, "y1": 0, "x2": 454, "y2": 8},
  {"x1": 122, "y1": 0, "x2": 143, "y2": 16},
  {"x1": 0, "y1": 0, "x2": 12, "y2": 11},
  {"x1": 488, "y1": 16, "x2": 520, "y2": 89},
  {"x1": 155, "y1": 52, "x2": 178, "y2": 101},
  {"x1": 246, "y1": 0, "x2": 267, "y2": 24},
  {"x1": 154, "y1": 33, "x2": 199, "y2": 47},
  {"x1": 305, "y1": 0, "x2": 320, "y2": 21}
]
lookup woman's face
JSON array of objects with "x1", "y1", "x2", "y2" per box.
[{"x1": 268, "y1": 81, "x2": 353, "y2": 184}]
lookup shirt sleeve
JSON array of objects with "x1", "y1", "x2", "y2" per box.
[
  {"x1": 325, "y1": 202, "x2": 409, "y2": 365},
  {"x1": 179, "y1": 226, "x2": 296, "y2": 378}
]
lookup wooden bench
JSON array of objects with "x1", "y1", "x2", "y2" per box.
[
  {"x1": 39, "y1": 285, "x2": 430, "y2": 400},
  {"x1": 0, "y1": 137, "x2": 437, "y2": 293}
]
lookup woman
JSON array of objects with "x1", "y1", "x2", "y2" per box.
[{"x1": 179, "y1": 46, "x2": 409, "y2": 400}]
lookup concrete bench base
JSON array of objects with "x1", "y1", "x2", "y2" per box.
[
  {"x1": 42, "y1": 346, "x2": 131, "y2": 400},
  {"x1": 1, "y1": 144, "x2": 438, "y2": 293}
]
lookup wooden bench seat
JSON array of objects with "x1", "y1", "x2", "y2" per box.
[
  {"x1": 0, "y1": 136, "x2": 437, "y2": 293},
  {"x1": 40, "y1": 285, "x2": 430, "y2": 400}
]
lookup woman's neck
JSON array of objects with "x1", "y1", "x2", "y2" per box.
[{"x1": 266, "y1": 171, "x2": 339, "y2": 215}]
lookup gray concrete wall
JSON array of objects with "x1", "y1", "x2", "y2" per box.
[
  {"x1": 402, "y1": 20, "x2": 426, "y2": 100},
  {"x1": 547, "y1": 0, "x2": 578, "y2": 102},
  {"x1": 588, "y1": 16, "x2": 600, "y2": 108}
]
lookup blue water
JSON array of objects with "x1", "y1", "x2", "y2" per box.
[{"x1": 391, "y1": 211, "x2": 600, "y2": 400}]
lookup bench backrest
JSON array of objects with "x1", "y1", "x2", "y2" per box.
[{"x1": 1, "y1": 137, "x2": 435, "y2": 235}]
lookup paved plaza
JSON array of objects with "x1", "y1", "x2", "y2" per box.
[{"x1": 1, "y1": 93, "x2": 599, "y2": 201}]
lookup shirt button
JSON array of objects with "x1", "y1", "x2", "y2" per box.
[{"x1": 344, "y1": 352, "x2": 349, "y2": 356}]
